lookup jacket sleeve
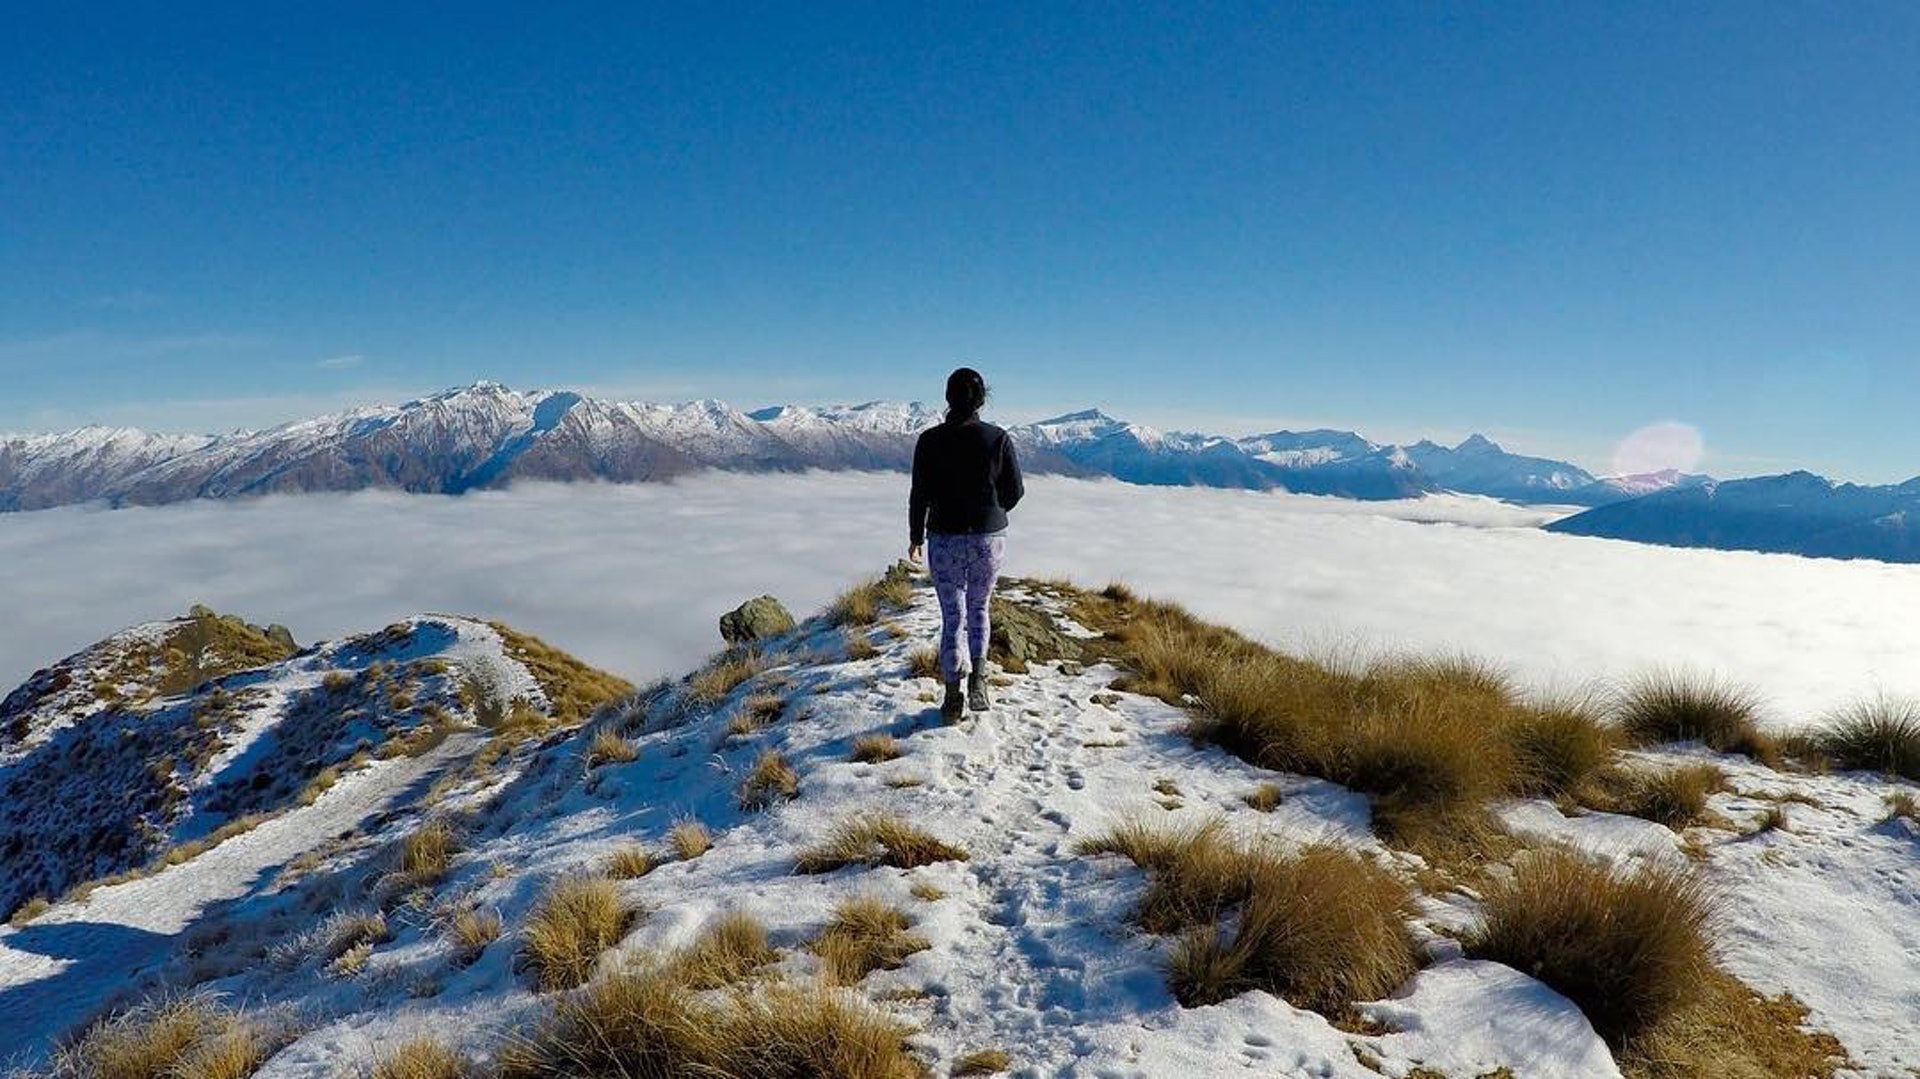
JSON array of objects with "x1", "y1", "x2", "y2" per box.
[
  {"x1": 996, "y1": 433, "x2": 1025, "y2": 512},
  {"x1": 909, "y1": 434, "x2": 930, "y2": 547}
]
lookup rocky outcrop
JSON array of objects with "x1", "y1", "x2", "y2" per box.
[{"x1": 719, "y1": 596, "x2": 796, "y2": 645}]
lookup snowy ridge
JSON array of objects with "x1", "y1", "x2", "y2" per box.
[
  {"x1": 0, "y1": 578, "x2": 1913, "y2": 1074},
  {"x1": 0, "y1": 383, "x2": 1700, "y2": 513}
]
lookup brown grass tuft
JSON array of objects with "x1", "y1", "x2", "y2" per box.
[
  {"x1": 952, "y1": 1049, "x2": 1012, "y2": 1075},
  {"x1": 1467, "y1": 847, "x2": 1713, "y2": 1046},
  {"x1": 830, "y1": 574, "x2": 911, "y2": 628},
  {"x1": 446, "y1": 907, "x2": 503, "y2": 965},
  {"x1": 372, "y1": 1037, "x2": 469, "y2": 1079},
  {"x1": 796, "y1": 812, "x2": 969, "y2": 874},
  {"x1": 689, "y1": 648, "x2": 770, "y2": 706},
  {"x1": 1078, "y1": 819, "x2": 1418, "y2": 1016},
  {"x1": 1584, "y1": 763, "x2": 1728, "y2": 829},
  {"x1": 1815, "y1": 696, "x2": 1920, "y2": 781},
  {"x1": 605, "y1": 843, "x2": 655, "y2": 880},
  {"x1": 845, "y1": 634, "x2": 880, "y2": 661},
  {"x1": 906, "y1": 647, "x2": 941, "y2": 681},
  {"x1": 668, "y1": 818, "x2": 712, "y2": 861},
  {"x1": 520, "y1": 875, "x2": 634, "y2": 991},
  {"x1": 851, "y1": 734, "x2": 902, "y2": 763},
  {"x1": 395, "y1": 817, "x2": 461, "y2": 889},
  {"x1": 1885, "y1": 790, "x2": 1919, "y2": 824},
  {"x1": 584, "y1": 727, "x2": 639, "y2": 768},
  {"x1": 1505, "y1": 697, "x2": 1616, "y2": 796},
  {"x1": 47, "y1": 994, "x2": 280, "y2": 1079},
  {"x1": 498, "y1": 967, "x2": 923, "y2": 1079},
  {"x1": 739, "y1": 751, "x2": 801, "y2": 809},
  {"x1": 667, "y1": 911, "x2": 779, "y2": 990},
  {"x1": 1615, "y1": 672, "x2": 1777, "y2": 764},
  {"x1": 811, "y1": 895, "x2": 930, "y2": 986}
]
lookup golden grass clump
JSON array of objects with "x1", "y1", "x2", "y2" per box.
[
  {"x1": 952, "y1": 1049, "x2": 1012, "y2": 1075},
  {"x1": 499, "y1": 973, "x2": 924, "y2": 1079},
  {"x1": 1815, "y1": 696, "x2": 1920, "y2": 781},
  {"x1": 668, "y1": 818, "x2": 712, "y2": 861},
  {"x1": 372, "y1": 1037, "x2": 469, "y2": 1079},
  {"x1": 9, "y1": 896, "x2": 50, "y2": 926},
  {"x1": 1614, "y1": 672, "x2": 1778, "y2": 764},
  {"x1": 689, "y1": 648, "x2": 770, "y2": 706},
  {"x1": 909, "y1": 881, "x2": 946, "y2": 902},
  {"x1": 1459, "y1": 846, "x2": 1845, "y2": 1076},
  {"x1": 520, "y1": 875, "x2": 634, "y2": 991},
  {"x1": 319, "y1": 909, "x2": 391, "y2": 962},
  {"x1": 845, "y1": 634, "x2": 880, "y2": 661},
  {"x1": 739, "y1": 751, "x2": 801, "y2": 809},
  {"x1": 1885, "y1": 790, "x2": 1919, "y2": 824},
  {"x1": 795, "y1": 812, "x2": 969, "y2": 874},
  {"x1": 446, "y1": 907, "x2": 504, "y2": 965},
  {"x1": 851, "y1": 734, "x2": 902, "y2": 763},
  {"x1": 663, "y1": 911, "x2": 779, "y2": 990},
  {"x1": 488, "y1": 621, "x2": 636, "y2": 728},
  {"x1": 811, "y1": 895, "x2": 930, "y2": 986},
  {"x1": 1584, "y1": 763, "x2": 1728, "y2": 829},
  {"x1": 906, "y1": 647, "x2": 941, "y2": 681},
  {"x1": 395, "y1": 817, "x2": 461, "y2": 889},
  {"x1": 1241, "y1": 783, "x2": 1283, "y2": 813},
  {"x1": 605, "y1": 843, "x2": 655, "y2": 880},
  {"x1": 1077, "y1": 819, "x2": 1419, "y2": 1016},
  {"x1": 584, "y1": 727, "x2": 639, "y2": 769},
  {"x1": 46, "y1": 994, "x2": 278, "y2": 1079},
  {"x1": 1504, "y1": 697, "x2": 1616, "y2": 796},
  {"x1": 1468, "y1": 847, "x2": 1713, "y2": 1046},
  {"x1": 830, "y1": 569, "x2": 914, "y2": 628}
]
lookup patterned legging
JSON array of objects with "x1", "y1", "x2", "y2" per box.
[{"x1": 927, "y1": 532, "x2": 1006, "y2": 682}]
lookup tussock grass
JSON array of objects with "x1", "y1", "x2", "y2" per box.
[
  {"x1": 851, "y1": 734, "x2": 902, "y2": 763},
  {"x1": 520, "y1": 876, "x2": 634, "y2": 991},
  {"x1": 499, "y1": 973, "x2": 924, "y2": 1079},
  {"x1": 605, "y1": 844, "x2": 655, "y2": 880},
  {"x1": 667, "y1": 911, "x2": 778, "y2": 990},
  {"x1": 795, "y1": 812, "x2": 968, "y2": 874},
  {"x1": 1885, "y1": 791, "x2": 1919, "y2": 824},
  {"x1": 393, "y1": 817, "x2": 461, "y2": 890},
  {"x1": 689, "y1": 649, "x2": 770, "y2": 706},
  {"x1": 584, "y1": 727, "x2": 638, "y2": 768},
  {"x1": 372, "y1": 1037, "x2": 469, "y2": 1079},
  {"x1": 319, "y1": 909, "x2": 391, "y2": 961},
  {"x1": 909, "y1": 881, "x2": 946, "y2": 902},
  {"x1": 828, "y1": 567, "x2": 916, "y2": 628},
  {"x1": 1468, "y1": 848, "x2": 1712, "y2": 1046},
  {"x1": 668, "y1": 818, "x2": 712, "y2": 861},
  {"x1": 489, "y1": 622, "x2": 636, "y2": 728},
  {"x1": 1243, "y1": 783, "x2": 1284, "y2": 812},
  {"x1": 739, "y1": 751, "x2": 801, "y2": 809},
  {"x1": 811, "y1": 896, "x2": 930, "y2": 986},
  {"x1": 906, "y1": 647, "x2": 941, "y2": 681},
  {"x1": 1459, "y1": 845, "x2": 1841, "y2": 1077},
  {"x1": 845, "y1": 634, "x2": 880, "y2": 661},
  {"x1": 42, "y1": 993, "x2": 282, "y2": 1079},
  {"x1": 9, "y1": 896, "x2": 50, "y2": 926},
  {"x1": 1584, "y1": 763, "x2": 1728, "y2": 829},
  {"x1": 1077, "y1": 819, "x2": 1418, "y2": 1015},
  {"x1": 1505, "y1": 697, "x2": 1616, "y2": 796},
  {"x1": 1815, "y1": 696, "x2": 1920, "y2": 780},
  {"x1": 446, "y1": 907, "x2": 503, "y2": 965},
  {"x1": 952, "y1": 1049, "x2": 1012, "y2": 1075},
  {"x1": 1615, "y1": 672, "x2": 1778, "y2": 764}
]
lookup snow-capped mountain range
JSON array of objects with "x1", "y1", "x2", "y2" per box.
[
  {"x1": 0, "y1": 381, "x2": 1687, "y2": 512},
  {"x1": 1549, "y1": 470, "x2": 1920, "y2": 562}
]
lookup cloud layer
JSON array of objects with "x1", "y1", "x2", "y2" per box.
[{"x1": 1, "y1": 474, "x2": 1915, "y2": 726}]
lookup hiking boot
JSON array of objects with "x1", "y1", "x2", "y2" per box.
[
  {"x1": 940, "y1": 679, "x2": 965, "y2": 722},
  {"x1": 967, "y1": 668, "x2": 992, "y2": 712}
]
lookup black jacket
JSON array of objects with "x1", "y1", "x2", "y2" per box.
[{"x1": 909, "y1": 416, "x2": 1024, "y2": 546}]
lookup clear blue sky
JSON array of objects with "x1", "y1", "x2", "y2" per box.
[{"x1": 3, "y1": 3, "x2": 1916, "y2": 481}]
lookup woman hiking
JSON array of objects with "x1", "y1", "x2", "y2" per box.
[{"x1": 908, "y1": 367, "x2": 1025, "y2": 721}]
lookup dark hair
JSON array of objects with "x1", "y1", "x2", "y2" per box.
[{"x1": 944, "y1": 367, "x2": 988, "y2": 423}]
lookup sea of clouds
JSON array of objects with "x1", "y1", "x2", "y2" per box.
[{"x1": 2, "y1": 473, "x2": 1916, "y2": 726}]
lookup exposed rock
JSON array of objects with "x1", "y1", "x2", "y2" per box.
[
  {"x1": 265, "y1": 624, "x2": 298, "y2": 652},
  {"x1": 720, "y1": 596, "x2": 796, "y2": 645},
  {"x1": 989, "y1": 596, "x2": 1081, "y2": 673}
]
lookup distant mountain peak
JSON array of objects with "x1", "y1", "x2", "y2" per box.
[
  {"x1": 1036, "y1": 408, "x2": 1123, "y2": 426},
  {"x1": 1457, "y1": 433, "x2": 1502, "y2": 453}
]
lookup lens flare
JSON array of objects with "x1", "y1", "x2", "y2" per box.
[{"x1": 1611, "y1": 422, "x2": 1704, "y2": 477}]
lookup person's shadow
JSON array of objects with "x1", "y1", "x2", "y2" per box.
[{"x1": 0, "y1": 918, "x2": 176, "y2": 1061}]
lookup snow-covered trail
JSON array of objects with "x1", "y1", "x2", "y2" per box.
[{"x1": 0, "y1": 732, "x2": 479, "y2": 1052}]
